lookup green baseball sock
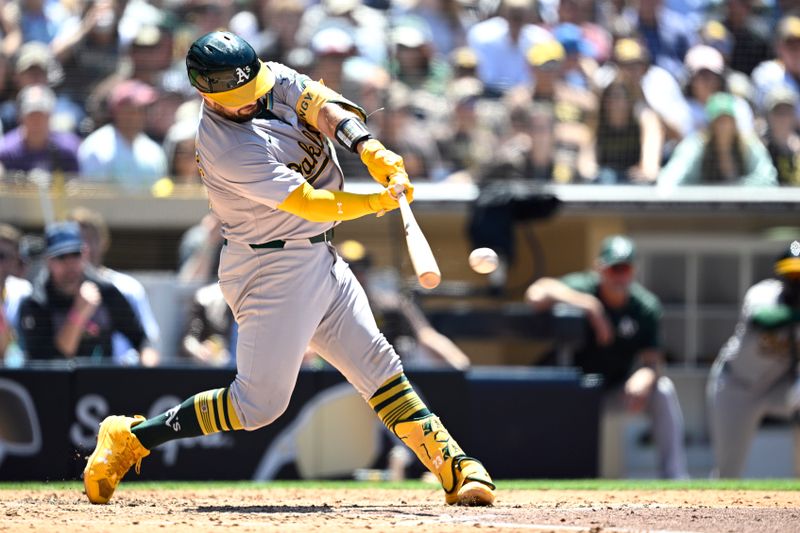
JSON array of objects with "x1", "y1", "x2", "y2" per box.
[{"x1": 132, "y1": 387, "x2": 243, "y2": 449}]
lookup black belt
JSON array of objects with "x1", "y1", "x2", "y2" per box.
[{"x1": 224, "y1": 228, "x2": 334, "y2": 249}]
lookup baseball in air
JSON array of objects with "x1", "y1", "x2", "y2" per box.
[{"x1": 469, "y1": 248, "x2": 499, "y2": 274}]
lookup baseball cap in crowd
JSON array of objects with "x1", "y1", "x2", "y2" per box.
[
  {"x1": 598, "y1": 235, "x2": 636, "y2": 267},
  {"x1": 323, "y1": 0, "x2": 359, "y2": 16},
  {"x1": 132, "y1": 25, "x2": 163, "y2": 48},
  {"x1": 450, "y1": 77, "x2": 483, "y2": 106},
  {"x1": 109, "y1": 80, "x2": 159, "y2": 111},
  {"x1": 764, "y1": 84, "x2": 799, "y2": 113},
  {"x1": 775, "y1": 241, "x2": 800, "y2": 277},
  {"x1": 17, "y1": 84, "x2": 56, "y2": 116},
  {"x1": 613, "y1": 38, "x2": 649, "y2": 65},
  {"x1": 391, "y1": 25, "x2": 429, "y2": 49},
  {"x1": 44, "y1": 221, "x2": 83, "y2": 259},
  {"x1": 503, "y1": 0, "x2": 535, "y2": 11},
  {"x1": 685, "y1": 45, "x2": 725, "y2": 77},
  {"x1": 451, "y1": 47, "x2": 478, "y2": 70},
  {"x1": 777, "y1": 15, "x2": 800, "y2": 42},
  {"x1": 705, "y1": 92, "x2": 736, "y2": 122},
  {"x1": 15, "y1": 42, "x2": 52, "y2": 74},
  {"x1": 527, "y1": 40, "x2": 565, "y2": 68},
  {"x1": 700, "y1": 20, "x2": 732, "y2": 57},
  {"x1": 311, "y1": 27, "x2": 356, "y2": 56},
  {"x1": 553, "y1": 23, "x2": 593, "y2": 57}
]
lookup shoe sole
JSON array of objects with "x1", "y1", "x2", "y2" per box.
[
  {"x1": 456, "y1": 481, "x2": 495, "y2": 506},
  {"x1": 83, "y1": 419, "x2": 113, "y2": 504}
]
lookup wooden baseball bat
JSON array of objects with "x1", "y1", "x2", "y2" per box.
[{"x1": 397, "y1": 191, "x2": 441, "y2": 289}]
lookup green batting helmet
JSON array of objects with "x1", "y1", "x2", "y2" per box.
[
  {"x1": 186, "y1": 31, "x2": 275, "y2": 108},
  {"x1": 775, "y1": 240, "x2": 800, "y2": 277}
]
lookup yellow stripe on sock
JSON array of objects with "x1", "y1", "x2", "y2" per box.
[
  {"x1": 193, "y1": 393, "x2": 211, "y2": 435},
  {"x1": 215, "y1": 389, "x2": 229, "y2": 432},
  {"x1": 384, "y1": 397, "x2": 426, "y2": 428},
  {"x1": 194, "y1": 390, "x2": 219, "y2": 435},
  {"x1": 226, "y1": 390, "x2": 243, "y2": 430},
  {"x1": 205, "y1": 391, "x2": 220, "y2": 434},
  {"x1": 368, "y1": 373, "x2": 407, "y2": 410},
  {"x1": 369, "y1": 382, "x2": 412, "y2": 413}
]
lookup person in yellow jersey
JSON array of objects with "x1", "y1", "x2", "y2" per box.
[{"x1": 82, "y1": 31, "x2": 494, "y2": 506}]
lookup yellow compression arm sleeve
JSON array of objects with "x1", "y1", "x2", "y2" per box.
[{"x1": 277, "y1": 181, "x2": 382, "y2": 222}]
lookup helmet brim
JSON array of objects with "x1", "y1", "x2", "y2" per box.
[
  {"x1": 776, "y1": 257, "x2": 800, "y2": 276},
  {"x1": 201, "y1": 61, "x2": 275, "y2": 108}
]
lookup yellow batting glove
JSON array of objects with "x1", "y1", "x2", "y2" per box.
[
  {"x1": 387, "y1": 173, "x2": 414, "y2": 203},
  {"x1": 367, "y1": 188, "x2": 403, "y2": 217},
  {"x1": 360, "y1": 139, "x2": 406, "y2": 185}
]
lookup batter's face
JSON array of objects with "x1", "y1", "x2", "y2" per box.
[{"x1": 202, "y1": 96, "x2": 263, "y2": 123}]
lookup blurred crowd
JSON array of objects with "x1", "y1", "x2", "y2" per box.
[
  {"x1": 0, "y1": 0, "x2": 796, "y2": 187},
  {"x1": 0, "y1": 213, "x2": 474, "y2": 371}
]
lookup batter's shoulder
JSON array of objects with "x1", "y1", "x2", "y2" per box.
[
  {"x1": 196, "y1": 107, "x2": 268, "y2": 165},
  {"x1": 264, "y1": 61, "x2": 311, "y2": 105}
]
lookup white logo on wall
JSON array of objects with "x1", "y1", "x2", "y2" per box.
[
  {"x1": 71, "y1": 394, "x2": 233, "y2": 467},
  {"x1": 0, "y1": 379, "x2": 43, "y2": 468},
  {"x1": 235, "y1": 66, "x2": 251, "y2": 84}
]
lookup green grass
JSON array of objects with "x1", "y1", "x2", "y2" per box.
[{"x1": 1, "y1": 479, "x2": 799, "y2": 491}]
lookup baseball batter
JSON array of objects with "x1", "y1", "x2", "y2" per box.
[
  {"x1": 707, "y1": 241, "x2": 800, "y2": 478},
  {"x1": 83, "y1": 31, "x2": 494, "y2": 506}
]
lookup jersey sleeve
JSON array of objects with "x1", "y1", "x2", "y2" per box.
[
  {"x1": 210, "y1": 142, "x2": 307, "y2": 208},
  {"x1": 267, "y1": 62, "x2": 312, "y2": 112},
  {"x1": 560, "y1": 271, "x2": 597, "y2": 294},
  {"x1": 267, "y1": 61, "x2": 367, "y2": 127}
]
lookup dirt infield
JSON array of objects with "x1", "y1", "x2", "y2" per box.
[{"x1": 1, "y1": 487, "x2": 799, "y2": 533}]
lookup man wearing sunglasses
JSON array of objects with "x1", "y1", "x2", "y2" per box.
[
  {"x1": 526, "y1": 234, "x2": 688, "y2": 479},
  {"x1": 17, "y1": 221, "x2": 146, "y2": 362}
]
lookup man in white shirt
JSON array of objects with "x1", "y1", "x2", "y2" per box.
[
  {"x1": 751, "y1": 15, "x2": 800, "y2": 118},
  {"x1": 77, "y1": 79, "x2": 167, "y2": 189},
  {"x1": 0, "y1": 224, "x2": 31, "y2": 365}
]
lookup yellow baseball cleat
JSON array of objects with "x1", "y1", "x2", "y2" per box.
[
  {"x1": 445, "y1": 457, "x2": 496, "y2": 506},
  {"x1": 393, "y1": 415, "x2": 495, "y2": 506},
  {"x1": 83, "y1": 415, "x2": 150, "y2": 504}
]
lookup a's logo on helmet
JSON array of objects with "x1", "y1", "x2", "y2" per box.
[{"x1": 235, "y1": 66, "x2": 251, "y2": 84}]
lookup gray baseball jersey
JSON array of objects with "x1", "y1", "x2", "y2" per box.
[
  {"x1": 708, "y1": 278, "x2": 799, "y2": 477},
  {"x1": 714, "y1": 279, "x2": 797, "y2": 393},
  {"x1": 194, "y1": 62, "x2": 403, "y2": 430},
  {"x1": 196, "y1": 62, "x2": 341, "y2": 245}
]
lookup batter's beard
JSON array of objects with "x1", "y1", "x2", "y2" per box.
[
  {"x1": 228, "y1": 99, "x2": 263, "y2": 123},
  {"x1": 207, "y1": 98, "x2": 263, "y2": 123}
]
